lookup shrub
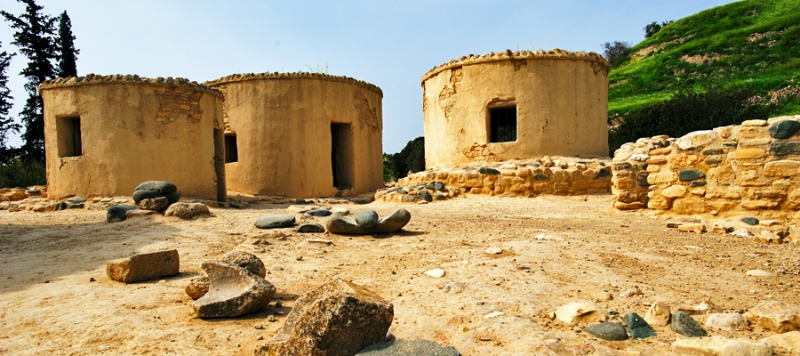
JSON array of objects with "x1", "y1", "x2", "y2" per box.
[
  {"x1": 385, "y1": 137, "x2": 424, "y2": 180},
  {"x1": 0, "y1": 158, "x2": 45, "y2": 188},
  {"x1": 602, "y1": 41, "x2": 631, "y2": 67}
]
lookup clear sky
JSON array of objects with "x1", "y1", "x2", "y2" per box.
[{"x1": 1, "y1": 0, "x2": 735, "y2": 153}]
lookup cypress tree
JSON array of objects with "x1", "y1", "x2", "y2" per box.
[
  {"x1": 0, "y1": 41, "x2": 18, "y2": 163},
  {"x1": 1, "y1": 0, "x2": 58, "y2": 161},
  {"x1": 56, "y1": 10, "x2": 78, "y2": 77}
]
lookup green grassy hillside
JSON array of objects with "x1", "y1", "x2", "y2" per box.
[{"x1": 608, "y1": 0, "x2": 800, "y2": 116}]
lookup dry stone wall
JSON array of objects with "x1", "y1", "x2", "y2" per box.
[
  {"x1": 611, "y1": 115, "x2": 800, "y2": 221},
  {"x1": 379, "y1": 157, "x2": 612, "y2": 202}
]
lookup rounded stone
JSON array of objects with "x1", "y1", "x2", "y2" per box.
[
  {"x1": 679, "y1": 169, "x2": 706, "y2": 182},
  {"x1": 769, "y1": 119, "x2": 800, "y2": 139},
  {"x1": 583, "y1": 322, "x2": 628, "y2": 341},
  {"x1": 255, "y1": 214, "x2": 296, "y2": 229},
  {"x1": 296, "y1": 223, "x2": 326, "y2": 233},
  {"x1": 305, "y1": 209, "x2": 332, "y2": 217},
  {"x1": 186, "y1": 276, "x2": 210, "y2": 300},
  {"x1": 107, "y1": 205, "x2": 138, "y2": 223},
  {"x1": 223, "y1": 251, "x2": 267, "y2": 278},
  {"x1": 134, "y1": 181, "x2": 178, "y2": 194},
  {"x1": 355, "y1": 210, "x2": 379, "y2": 229},
  {"x1": 742, "y1": 217, "x2": 759, "y2": 226}
]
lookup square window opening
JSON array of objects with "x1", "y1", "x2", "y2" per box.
[
  {"x1": 225, "y1": 134, "x2": 238, "y2": 163},
  {"x1": 58, "y1": 116, "x2": 82, "y2": 157},
  {"x1": 489, "y1": 106, "x2": 517, "y2": 143}
]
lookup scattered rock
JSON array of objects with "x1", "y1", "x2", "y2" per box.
[
  {"x1": 306, "y1": 238, "x2": 333, "y2": 245},
  {"x1": 106, "y1": 249, "x2": 180, "y2": 283},
  {"x1": 645, "y1": 302, "x2": 671, "y2": 327},
  {"x1": 305, "y1": 209, "x2": 331, "y2": 217},
  {"x1": 442, "y1": 282, "x2": 465, "y2": 294},
  {"x1": 331, "y1": 207, "x2": 349, "y2": 215},
  {"x1": 326, "y1": 209, "x2": 411, "y2": 235},
  {"x1": 186, "y1": 276, "x2": 210, "y2": 300},
  {"x1": 484, "y1": 247, "x2": 503, "y2": 255},
  {"x1": 164, "y1": 202, "x2": 210, "y2": 219},
  {"x1": 555, "y1": 302, "x2": 606, "y2": 324},
  {"x1": 223, "y1": 251, "x2": 267, "y2": 278},
  {"x1": 533, "y1": 233, "x2": 564, "y2": 241},
  {"x1": 755, "y1": 230, "x2": 783, "y2": 244},
  {"x1": 125, "y1": 209, "x2": 158, "y2": 220},
  {"x1": 745, "y1": 301, "x2": 800, "y2": 333},
  {"x1": 623, "y1": 312, "x2": 657, "y2": 339},
  {"x1": 705, "y1": 313, "x2": 749, "y2": 331},
  {"x1": 677, "y1": 223, "x2": 706, "y2": 233},
  {"x1": 760, "y1": 331, "x2": 800, "y2": 355},
  {"x1": 106, "y1": 205, "x2": 138, "y2": 223},
  {"x1": 255, "y1": 278, "x2": 393, "y2": 356},
  {"x1": 583, "y1": 322, "x2": 629, "y2": 341},
  {"x1": 138, "y1": 196, "x2": 168, "y2": 211},
  {"x1": 296, "y1": 223, "x2": 325, "y2": 233},
  {"x1": 424, "y1": 269, "x2": 445, "y2": 278},
  {"x1": 255, "y1": 214, "x2": 295, "y2": 229},
  {"x1": 671, "y1": 311, "x2": 708, "y2": 337},
  {"x1": 678, "y1": 299, "x2": 722, "y2": 315},
  {"x1": 356, "y1": 339, "x2": 460, "y2": 356},
  {"x1": 193, "y1": 261, "x2": 276, "y2": 318},
  {"x1": 355, "y1": 210, "x2": 380, "y2": 229},
  {"x1": 742, "y1": 217, "x2": 760, "y2": 226},
  {"x1": 673, "y1": 336, "x2": 773, "y2": 356},
  {"x1": 730, "y1": 228, "x2": 754, "y2": 237},
  {"x1": 287, "y1": 205, "x2": 319, "y2": 213},
  {"x1": 620, "y1": 286, "x2": 642, "y2": 298},
  {"x1": 746, "y1": 269, "x2": 775, "y2": 277}
]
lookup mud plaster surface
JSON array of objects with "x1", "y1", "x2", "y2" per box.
[{"x1": 1, "y1": 195, "x2": 798, "y2": 355}]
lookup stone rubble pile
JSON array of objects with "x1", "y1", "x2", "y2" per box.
[
  {"x1": 395, "y1": 158, "x2": 611, "y2": 199},
  {"x1": 375, "y1": 181, "x2": 453, "y2": 203},
  {"x1": 612, "y1": 115, "x2": 800, "y2": 223}
]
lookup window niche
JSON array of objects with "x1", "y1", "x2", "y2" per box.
[
  {"x1": 488, "y1": 103, "x2": 517, "y2": 143},
  {"x1": 58, "y1": 116, "x2": 82, "y2": 157}
]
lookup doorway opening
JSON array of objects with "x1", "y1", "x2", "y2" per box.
[
  {"x1": 331, "y1": 123, "x2": 354, "y2": 189},
  {"x1": 58, "y1": 116, "x2": 82, "y2": 157}
]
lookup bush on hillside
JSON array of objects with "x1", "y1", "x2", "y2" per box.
[
  {"x1": 0, "y1": 158, "x2": 45, "y2": 188},
  {"x1": 384, "y1": 137, "x2": 424, "y2": 181},
  {"x1": 602, "y1": 41, "x2": 631, "y2": 67},
  {"x1": 608, "y1": 83, "x2": 774, "y2": 152}
]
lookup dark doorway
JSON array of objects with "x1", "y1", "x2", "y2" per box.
[
  {"x1": 489, "y1": 106, "x2": 517, "y2": 142},
  {"x1": 224, "y1": 134, "x2": 238, "y2": 163},
  {"x1": 331, "y1": 123, "x2": 354, "y2": 189},
  {"x1": 58, "y1": 116, "x2": 82, "y2": 157}
]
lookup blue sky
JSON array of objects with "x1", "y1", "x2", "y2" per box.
[{"x1": 1, "y1": 0, "x2": 735, "y2": 153}]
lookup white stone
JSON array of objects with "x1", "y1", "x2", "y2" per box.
[
  {"x1": 760, "y1": 331, "x2": 800, "y2": 355},
  {"x1": 758, "y1": 220, "x2": 780, "y2": 227},
  {"x1": 705, "y1": 313, "x2": 749, "y2": 331},
  {"x1": 661, "y1": 185, "x2": 687, "y2": 199},
  {"x1": 484, "y1": 312, "x2": 504, "y2": 319},
  {"x1": 677, "y1": 130, "x2": 716, "y2": 150},
  {"x1": 555, "y1": 302, "x2": 606, "y2": 324},
  {"x1": 484, "y1": 247, "x2": 503, "y2": 255},
  {"x1": 534, "y1": 234, "x2": 564, "y2": 241},
  {"x1": 424, "y1": 269, "x2": 445, "y2": 278},
  {"x1": 630, "y1": 153, "x2": 650, "y2": 162},
  {"x1": 746, "y1": 269, "x2": 775, "y2": 277},
  {"x1": 729, "y1": 229, "x2": 753, "y2": 237},
  {"x1": 645, "y1": 302, "x2": 671, "y2": 326},
  {"x1": 673, "y1": 336, "x2": 772, "y2": 356}
]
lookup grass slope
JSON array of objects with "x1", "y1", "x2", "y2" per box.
[{"x1": 608, "y1": 0, "x2": 800, "y2": 116}]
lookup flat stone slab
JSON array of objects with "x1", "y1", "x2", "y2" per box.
[
  {"x1": 107, "y1": 205, "x2": 138, "y2": 223},
  {"x1": 326, "y1": 209, "x2": 411, "y2": 235},
  {"x1": 138, "y1": 196, "x2": 168, "y2": 211},
  {"x1": 134, "y1": 180, "x2": 178, "y2": 194},
  {"x1": 305, "y1": 209, "x2": 332, "y2": 217},
  {"x1": 556, "y1": 302, "x2": 606, "y2": 324},
  {"x1": 746, "y1": 301, "x2": 800, "y2": 333},
  {"x1": 673, "y1": 336, "x2": 773, "y2": 356},
  {"x1": 193, "y1": 261, "x2": 276, "y2": 318},
  {"x1": 583, "y1": 323, "x2": 628, "y2": 341},
  {"x1": 255, "y1": 278, "x2": 393, "y2": 356},
  {"x1": 106, "y1": 249, "x2": 180, "y2": 283},
  {"x1": 255, "y1": 214, "x2": 295, "y2": 229},
  {"x1": 760, "y1": 331, "x2": 800, "y2": 355},
  {"x1": 164, "y1": 202, "x2": 210, "y2": 219},
  {"x1": 671, "y1": 311, "x2": 708, "y2": 337},
  {"x1": 296, "y1": 223, "x2": 325, "y2": 233},
  {"x1": 705, "y1": 313, "x2": 749, "y2": 331},
  {"x1": 356, "y1": 339, "x2": 460, "y2": 356}
]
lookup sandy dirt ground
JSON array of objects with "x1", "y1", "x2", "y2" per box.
[{"x1": 1, "y1": 194, "x2": 799, "y2": 355}]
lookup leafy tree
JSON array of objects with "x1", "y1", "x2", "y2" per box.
[
  {"x1": 56, "y1": 10, "x2": 78, "y2": 77},
  {"x1": 644, "y1": 20, "x2": 674, "y2": 38},
  {"x1": 0, "y1": 41, "x2": 18, "y2": 163},
  {"x1": 601, "y1": 41, "x2": 630, "y2": 67},
  {"x1": 386, "y1": 137, "x2": 425, "y2": 180},
  {"x1": 2, "y1": 0, "x2": 58, "y2": 161}
]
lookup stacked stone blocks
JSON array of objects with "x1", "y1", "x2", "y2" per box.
[{"x1": 611, "y1": 115, "x2": 800, "y2": 219}]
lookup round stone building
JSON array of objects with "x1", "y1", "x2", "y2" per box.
[
  {"x1": 421, "y1": 49, "x2": 610, "y2": 168},
  {"x1": 205, "y1": 72, "x2": 384, "y2": 198},
  {"x1": 39, "y1": 75, "x2": 226, "y2": 201}
]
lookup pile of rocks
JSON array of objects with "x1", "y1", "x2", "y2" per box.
[
  {"x1": 253, "y1": 207, "x2": 412, "y2": 236},
  {"x1": 611, "y1": 115, "x2": 800, "y2": 220},
  {"x1": 107, "y1": 181, "x2": 210, "y2": 222},
  {"x1": 398, "y1": 158, "x2": 612, "y2": 198},
  {"x1": 375, "y1": 181, "x2": 453, "y2": 203}
]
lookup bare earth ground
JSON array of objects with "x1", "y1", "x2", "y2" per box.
[{"x1": 1, "y1": 194, "x2": 799, "y2": 355}]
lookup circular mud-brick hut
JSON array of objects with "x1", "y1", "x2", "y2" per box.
[
  {"x1": 39, "y1": 75, "x2": 226, "y2": 201},
  {"x1": 205, "y1": 72, "x2": 384, "y2": 198},
  {"x1": 421, "y1": 49, "x2": 610, "y2": 168}
]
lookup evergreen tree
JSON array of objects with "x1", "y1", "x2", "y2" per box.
[
  {"x1": 56, "y1": 10, "x2": 78, "y2": 77},
  {"x1": 0, "y1": 41, "x2": 19, "y2": 163},
  {"x1": 1, "y1": 0, "x2": 58, "y2": 161}
]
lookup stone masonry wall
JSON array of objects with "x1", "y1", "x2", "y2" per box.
[
  {"x1": 611, "y1": 115, "x2": 800, "y2": 221},
  {"x1": 378, "y1": 157, "x2": 612, "y2": 202}
]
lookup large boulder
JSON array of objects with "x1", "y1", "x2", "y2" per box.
[
  {"x1": 106, "y1": 249, "x2": 180, "y2": 283},
  {"x1": 132, "y1": 181, "x2": 180, "y2": 205},
  {"x1": 326, "y1": 209, "x2": 411, "y2": 235},
  {"x1": 255, "y1": 278, "x2": 393, "y2": 356},
  {"x1": 192, "y1": 261, "x2": 276, "y2": 318},
  {"x1": 356, "y1": 339, "x2": 460, "y2": 356},
  {"x1": 745, "y1": 301, "x2": 800, "y2": 333}
]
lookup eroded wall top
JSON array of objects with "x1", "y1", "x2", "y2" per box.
[
  {"x1": 39, "y1": 74, "x2": 223, "y2": 98},
  {"x1": 205, "y1": 72, "x2": 382, "y2": 97}
]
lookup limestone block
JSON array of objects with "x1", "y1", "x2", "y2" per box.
[
  {"x1": 763, "y1": 160, "x2": 800, "y2": 177},
  {"x1": 727, "y1": 148, "x2": 767, "y2": 160},
  {"x1": 673, "y1": 336, "x2": 773, "y2": 356},
  {"x1": 649, "y1": 147, "x2": 672, "y2": 155},
  {"x1": 740, "y1": 138, "x2": 771, "y2": 147},
  {"x1": 707, "y1": 201, "x2": 736, "y2": 212},
  {"x1": 786, "y1": 190, "x2": 800, "y2": 210},
  {"x1": 743, "y1": 119, "x2": 769, "y2": 127},
  {"x1": 648, "y1": 171, "x2": 677, "y2": 185},
  {"x1": 672, "y1": 197, "x2": 705, "y2": 214},
  {"x1": 555, "y1": 302, "x2": 606, "y2": 324},
  {"x1": 255, "y1": 278, "x2": 393, "y2": 356},
  {"x1": 705, "y1": 313, "x2": 749, "y2": 331},
  {"x1": 165, "y1": 202, "x2": 210, "y2": 219},
  {"x1": 646, "y1": 157, "x2": 668, "y2": 165},
  {"x1": 677, "y1": 130, "x2": 715, "y2": 150},
  {"x1": 746, "y1": 301, "x2": 800, "y2": 333},
  {"x1": 740, "y1": 126, "x2": 764, "y2": 139},
  {"x1": 615, "y1": 202, "x2": 645, "y2": 210},
  {"x1": 106, "y1": 249, "x2": 180, "y2": 283},
  {"x1": 760, "y1": 331, "x2": 800, "y2": 355},
  {"x1": 193, "y1": 261, "x2": 276, "y2": 318},
  {"x1": 614, "y1": 192, "x2": 639, "y2": 203},
  {"x1": 661, "y1": 185, "x2": 687, "y2": 199},
  {"x1": 645, "y1": 302, "x2": 671, "y2": 327},
  {"x1": 742, "y1": 200, "x2": 779, "y2": 210},
  {"x1": 648, "y1": 198, "x2": 670, "y2": 210},
  {"x1": 646, "y1": 164, "x2": 662, "y2": 173}
]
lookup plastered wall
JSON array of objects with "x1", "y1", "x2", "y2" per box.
[
  {"x1": 39, "y1": 75, "x2": 225, "y2": 201},
  {"x1": 421, "y1": 49, "x2": 610, "y2": 168},
  {"x1": 205, "y1": 73, "x2": 384, "y2": 198}
]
